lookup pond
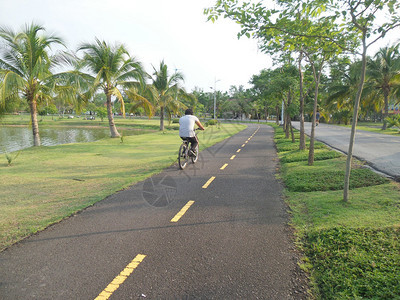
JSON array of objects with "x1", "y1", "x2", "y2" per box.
[{"x1": 0, "y1": 126, "x2": 147, "y2": 154}]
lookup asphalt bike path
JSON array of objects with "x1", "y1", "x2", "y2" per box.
[{"x1": 0, "y1": 124, "x2": 306, "y2": 299}]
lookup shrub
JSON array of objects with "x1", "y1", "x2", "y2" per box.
[
  {"x1": 205, "y1": 119, "x2": 219, "y2": 126},
  {"x1": 172, "y1": 118, "x2": 179, "y2": 124}
]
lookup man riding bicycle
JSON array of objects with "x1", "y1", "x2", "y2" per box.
[{"x1": 179, "y1": 109, "x2": 205, "y2": 156}]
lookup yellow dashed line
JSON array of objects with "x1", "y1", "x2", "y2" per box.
[
  {"x1": 245, "y1": 141, "x2": 248, "y2": 144},
  {"x1": 171, "y1": 201, "x2": 195, "y2": 222},
  {"x1": 230, "y1": 155, "x2": 236, "y2": 160},
  {"x1": 241, "y1": 144, "x2": 245, "y2": 147},
  {"x1": 95, "y1": 254, "x2": 146, "y2": 300},
  {"x1": 236, "y1": 149, "x2": 241, "y2": 153},
  {"x1": 202, "y1": 176, "x2": 216, "y2": 189},
  {"x1": 220, "y1": 163, "x2": 228, "y2": 170}
]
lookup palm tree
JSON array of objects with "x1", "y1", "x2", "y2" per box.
[
  {"x1": 147, "y1": 61, "x2": 189, "y2": 131},
  {"x1": 326, "y1": 60, "x2": 369, "y2": 124},
  {"x1": 77, "y1": 39, "x2": 145, "y2": 137},
  {"x1": 364, "y1": 45, "x2": 400, "y2": 129},
  {"x1": 0, "y1": 23, "x2": 64, "y2": 146}
]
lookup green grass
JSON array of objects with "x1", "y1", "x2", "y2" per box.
[
  {"x1": 0, "y1": 121, "x2": 246, "y2": 251},
  {"x1": 333, "y1": 121, "x2": 400, "y2": 136},
  {"x1": 275, "y1": 139, "x2": 326, "y2": 152},
  {"x1": 279, "y1": 148, "x2": 343, "y2": 163},
  {"x1": 304, "y1": 227, "x2": 400, "y2": 299},
  {"x1": 285, "y1": 167, "x2": 389, "y2": 192},
  {"x1": 0, "y1": 114, "x2": 177, "y2": 131},
  {"x1": 271, "y1": 124, "x2": 400, "y2": 299}
]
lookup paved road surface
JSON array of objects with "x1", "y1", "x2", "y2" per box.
[
  {"x1": 0, "y1": 124, "x2": 307, "y2": 299},
  {"x1": 292, "y1": 122, "x2": 400, "y2": 179}
]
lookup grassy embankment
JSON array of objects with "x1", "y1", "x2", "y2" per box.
[
  {"x1": 335, "y1": 121, "x2": 400, "y2": 136},
  {"x1": 272, "y1": 124, "x2": 400, "y2": 299},
  {"x1": 0, "y1": 114, "x2": 164, "y2": 131},
  {"x1": 0, "y1": 116, "x2": 246, "y2": 251}
]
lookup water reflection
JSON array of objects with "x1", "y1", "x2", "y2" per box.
[{"x1": 0, "y1": 126, "x2": 144, "y2": 153}]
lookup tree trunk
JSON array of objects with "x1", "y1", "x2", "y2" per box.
[
  {"x1": 382, "y1": 89, "x2": 389, "y2": 130},
  {"x1": 284, "y1": 98, "x2": 290, "y2": 139},
  {"x1": 344, "y1": 35, "x2": 368, "y2": 202},
  {"x1": 276, "y1": 105, "x2": 280, "y2": 125},
  {"x1": 298, "y1": 51, "x2": 306, "y2": 150},
  {"x1": 29, "y1": 99, "x2": 41, "y2": 146},
  {"x1": 290, "y1": 120, "x2": 295, "y2": 142},
  {"x1": 308, "y1": 68, "x2": 321, "y2": 166},
  {"x1": 106, "y1": 92, "x2": 120, "y2": 138},
  {"x1": 285, "y1": 113, "x2": 290, "y2": 138},
  {"x1": 160, "y1": 106, "x2": 165, "y2": 131}
]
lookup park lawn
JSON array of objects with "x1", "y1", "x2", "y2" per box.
[
  {"x1": 335, "y1": 121, "x2": 400, "y2": 136},
  {"x1": 0, "y1": 114, "x2": 176, "y2": 131},
  {"x1": 0, "y1": 123, "x2": 246, "y2": 251},
  {"x1": 271, "y1": 124, "x2": 400, "y2": 299}
]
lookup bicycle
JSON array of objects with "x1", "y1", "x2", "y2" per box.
[{"x1": 178, "y1": 129, "x2": 200, "y2": 170}]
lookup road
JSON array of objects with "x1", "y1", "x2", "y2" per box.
[
  {"x1": 292, "y1": 121, "x2": 400, "y2": 180},
  {"x1": 0, "y1": 124, "x2": 307, "y2": 299}
]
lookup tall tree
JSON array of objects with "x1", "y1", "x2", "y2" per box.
[
  {"x1": 147, "y1": 61, "x2": 189, "y2": 131},
  {"x1": 320, "y1": 0, "x2": 400, "y2": 202},
  {"x1": 205, "y1": 0, "x2": 348, "y2": 159},
  {"x1": 0, "y1": 23, "x2": 65, "y2": 146},
  {"x1": 326, "y1": 60, "x2": 366, "y2": 124},
  {"x1": 364, "y1": 45, "x2": 400, "y2": 129},
  {"x1": 77, "y1": 38, "x2": 145, "y2": 137},
  {"x1": 207, "y1": 0, "x2": 400, "y2": 201}
]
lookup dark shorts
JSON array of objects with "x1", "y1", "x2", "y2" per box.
[{"x1": 180, "y1": 136, "x2": 198, "y2": 150}]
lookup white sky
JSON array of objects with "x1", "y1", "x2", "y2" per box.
[
  {"x1": 0, "y1": 0, "x2": 272, "y2": 93},
  {"x1": 1, "y1": 0, "x2": 399, "y2": 93}
]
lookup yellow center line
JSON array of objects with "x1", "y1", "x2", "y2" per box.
[
  {"x1": 202, "y1": 176, "x2": 216, "y2": 189},
  {"x1": 241, "y1": 144, "x2": 245, "y2": 147},
  {"x1": 230, "y1": 155, "x2": 236, "y2": 160},
  {"x1": 236, "y1": 149, "x2": 241, "y2": 153},
  {"x1": 171, "y1": 200, "x2": 195, "y2": 222},
  {"x1": 245, "y1": 141, "x2": 248, "y2": 144},
  {"x1": 95, "y1": 254, "x2": 146, "y2": 300},
  {"x1": 220, "y1": 163, "x2": 228, "y2": 170}
]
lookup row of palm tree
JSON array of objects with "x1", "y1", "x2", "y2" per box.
[
  {"x1": 0, "y1": 23, "x2": 195, "y2": 146},
  {"x1": 326, "y1": 45, "x2": 400, "y2": 129}
]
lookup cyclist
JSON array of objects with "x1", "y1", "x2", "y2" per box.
[{"x1": 179, "y1": 109, "x2": 205, "y2": 156}]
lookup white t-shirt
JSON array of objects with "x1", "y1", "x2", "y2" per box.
[{"x1": 179, "y1": 115, "x2": 199, "y2": 137}]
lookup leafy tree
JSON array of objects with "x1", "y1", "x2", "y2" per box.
[
  {"x1": 364, "y1": 44, "x2": 400, "y2": 129},
  {"x1": 319, "y1": 0, "x2": 400, "y2": 202},
  {"x1": 39, "y1": 104, "x2": 58, "y2": 116},
  {"x1": 251, "y1": 68, "x2": 284, "y2": 124},
  {"x1": 205, "y1": 0, "x2": 348, "y2": 161},
  {"x1": 0, "y1": 23, "x2": 65, "y2": 146},
  {"x1": 326, "y1": 60, "x2": 366, "y2": 124},
  {"x1": 146, "y1": 61, "x2": 190, "y2": 130},
  {"x1": 123, "y1": 84, "x2": 154, "y2": 118},
  {"x1": 95, "y1": 106, "x2": 107, "y2": 121},
  {"x1": 193, "y1": 88, "x2": 214, "y2": 117},
  {"x1": 207, "y1": 0, "x2": 400, "y2": 201},
  {"x1": 77, "y1": 38, "x2": 145, "y2": 137}
]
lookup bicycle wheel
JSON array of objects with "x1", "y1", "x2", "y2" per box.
[
  {"x1": 178, "y1": 143, "x2": 189, "y2": 169},
  {"x1": 190, "y1": 144, "x2": 199, "y2": 163}
]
